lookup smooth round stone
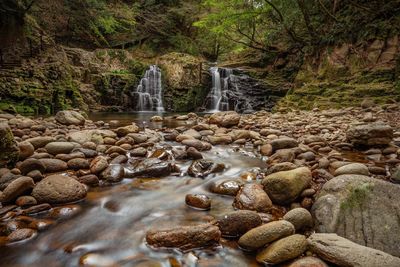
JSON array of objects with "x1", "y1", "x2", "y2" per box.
[
  {"x1": 45, "y1": 142, "x2": 76, "y2": 155},
  {"x1": 7, "y1": 228, "x2": 37, "y2": 242},
  {"x1": 256, "y1": 234, "x2": 307, "y2": 264},
  {"x1": 334, "y1": 163, "x2": 370, "y2": 176},
  {"x1": 185, "y1": 194, "x2": 211, "y2": 210},
  {"x1": 18, "y1": 141, "x2": 35, "y2": 160},
  {"x1": 16, "y1": 195, "x2": 37, "y2": 206},
  {"x1": 1, "y1": 176, "x2": 34, "y2": 202},
  {"x1": 100, "y1": 165, "x2": 125, "y2": 183},
  {"x1": 233, "y1": 183, "x2": 272, "y2": 212},
  {"x1": 90, "y1": 156, "x2": 108, "y2": 174},
  {"x1": 67, "y1": 158, "x2": 90, "y2": 170},
  {"x1": 19, "y1": 158, "x2": 46, "y2": 175},
  {"x1": 283, "y1": 208, "x2": 313, "y2": 231},
  {"x1": 39, "y1": 158, "x2": 68, "y2": 173},
  {"x1": 238, "y1": 220, "x2": 295, "y2": 250},
  {"x1": 217, "y1": 210, "x2": 262, "y2": 237},
  {"x1": 32, "y1": 175, "x2": 87, "y2": 204},
  {"x1": 210, "y1": 180, "x2": 243, "y2": 196},
  {"x1": 288, "y1": 256, "x2": 329, "y2": 267}
]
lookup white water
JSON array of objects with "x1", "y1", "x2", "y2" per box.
[
  {"x1": 206, "y1": 67, "x2": 252, "y2": 112},
  {"x1": 135, "y1": 65, "x2": 164, "y2": 112}
]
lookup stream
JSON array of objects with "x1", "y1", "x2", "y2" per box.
[{"x1": 1, "y1": 113, "x2": 265, "y2": 267}]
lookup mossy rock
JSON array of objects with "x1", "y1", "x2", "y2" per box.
[{"x1": 0, "y1": 123, "x2": 19, "y2": 167}]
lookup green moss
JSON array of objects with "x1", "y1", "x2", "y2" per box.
[
  {"x1": 0, "y1": 124, "x2": 19, "y2": 167},
  {"x1": 340, "y1": 182, "x2": 373, "y2": 210},
  {"x1": 168, "y1": 86, "x2": 209, "y2": 112}
]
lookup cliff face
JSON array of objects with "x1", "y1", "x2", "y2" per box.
[{"x1": 276, "y1": 36, "x2": 400, "y2": 110}]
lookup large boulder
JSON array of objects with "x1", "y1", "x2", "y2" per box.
[
  {"x1": 146, "y1": 223, "x2": 221, "y2": 250},
  {"x1": 308, "y1": 233, "x2": 400, "y2": 267},
  {"x1": 262, "y1": 167, "x2": 312, "y2": 205},
  {"x1": 346, "y1": 123, "x2": 393, "y2": 146},
  {"x1": 55, "y1": 110, "x2": 86, "y2": 126},
  {"x1": 0, "y1": 123, "x2": 19, "y2": 167},
  {"x1": 312, "y1": 175, "x2": 400, "y2": 257},
  {"x1": 209, "y1": 111, "x2": 240, "y2": 127},
  {"x1": 32, "y1": 174, "x2": 87, "y2": 204}
]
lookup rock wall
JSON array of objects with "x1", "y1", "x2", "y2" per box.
[
  {"x1": 158, "y1": 52, "x2": 210, "y2": 112},
  {"x1": 276, "y1": 36, "x2": 400, "y2": 110}
]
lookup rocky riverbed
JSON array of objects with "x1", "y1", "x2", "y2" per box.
[{"x1": 0, "y1": 106, "x2": 400, "y2": 266}]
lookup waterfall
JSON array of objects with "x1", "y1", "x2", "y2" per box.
[
  {"x1": 205, "y1": 67, "x2": 252, "y2": 112},
  {"x1": 134, "y1": 65, "x2": 164, "y2": 112}
]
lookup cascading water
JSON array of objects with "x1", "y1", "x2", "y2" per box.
[
  {"x1": 205, "y1": 67, "x2": 253, "y2": 112},
  {"x1": 134, "y1": 65, "x2": 164, "y2": 112}
]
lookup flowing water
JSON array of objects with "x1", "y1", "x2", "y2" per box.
[
  {"x1": 0, "y1": 114, "x2": 267, "y2": 267},
  {"x1": 134, "y1": 65, "x2": 164, "y2": 112},
  {"x1": 205, "y1": 67, "x2": 252, "y2": 113}
]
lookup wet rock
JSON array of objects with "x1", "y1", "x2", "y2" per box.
[
  {"x1": 256, "y1": 234, "x2": 307, "y2": 264},
  {"x1": 209, "y1": 111, "x2": 240, "y2": 127},
  {"x1": 45, "y1": 142, "x2": 76, "y2": 155},
  {"x1": 217, "y1": 210, "x2": 262, "y2": 237},
  {"x1": 55, "y1": 110, "x2": 85, "y2": 126},
  {"x1": 308, "y1": 233, "x2": 400, "y2": 267},
  {"x1": 334, "y1": 163, "x2": 369, "y2": 176},
  {"x1": 185, "y1": 194, "x2": 211, "y2": 210},
  {"x1": 188, "y1": 160, "x2": 224, "y2": 178},
  {"x1": 110, "y1": 155, "x2": 128, "y2": 164},
  {"x1": 16, "y1": 196, "x2": 37, "y2": 206},
  {"x1": 18, "y1": 141, "x2": 34, "y2": 160},
  {"x1": 100, "y1": 165, "x2": 125, "y2": 183},
  {"x1": 32, "y1": 174, "x2": 87, "y2": 204},
  {"x1": 39, "y1": 159, "x2": 68, "y2": 173},
  {"x1": 283, "y1": 208, "x2": 313, "y2": 231},
  {"x1": 210, "y1": 180, "x2": 242, "y2": 196},
  {"x1": 146, "y1": 223, "x2": 221, "y2": 250},
  {"x1": 7, "y1": 228, "x2": 37, "y2": 242},
  {"x1": 347, "y1": 123, "x2": 393, "y2": 147},
  {"x1": 77, "y1": 174, "x2": 99, "y2": 186},
  {"x1": 186, "y1": 147, "x2": 203, "y2": 160},
  {"x1": 238, "y1": 220, "x2": 295, "y2": 250},
  {"x1": 126, "y1": 159, "x2": 178, "y2": 178},
  {"x1": 287, "y1": 256, "x2": 328, "y2": 267},
  {"x1": 0, "y1": 177, "x2": 34, "y2": 202},
  {"x1": 90, "y1": 156, "x2": 109, "y2": 174},
  {"x1": 115, "y1": 124, "x2": 140, "y2": 137},
  {"x1": 21, "y1": 203, "x2": 52, "y2": 215},
  {"x1": 72, "y1": 147, "x2": 98, "y2": 158},
  {"x1": 233, "y1": 183, "x2": 272, "y2": 212},
  {"x1": 0, "y1": 123, "x2": 19, "y2": 167},
  {"x1": 262, "y1": 167, "x2": 312, "y2": 205},
  {"x1": 131, "y1": 147, "x2": 148, "y2": 157},
  {"x1": 67, "y1": 158, "x2": 90, "y2": 170},
  {"x1": 182, "y1": 139, "x2": 211, "y2": 151},
  {"x1": 19, "y1": 158, "x2": 46, "y2": 175},
  {"x1": 312, "y1": 175, "x2": 400, "y2": 257},
  {"x1": 270, "y1": 137, "x2": 298, "y2": 152},
  {"x1": 265, "y1": 162, "x2": 297, "y2": 175},
  {"x1": 207, "y1": 134, "x2": 233, "y2": 145}
]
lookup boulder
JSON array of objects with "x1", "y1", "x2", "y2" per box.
[
  {"x1": 238, "y1": 220, "x2": 295, "y2": 250},
  {"x1": 19, "y1": 158, "x2": 46, "y2": 175},
  {"x1": 90, "y1": 156, "x2": 109, "y2": 174},
  {"x1": 308, "y1": 233, "x2": 400, "y2": 267},
  {"x1": 256, "y1": 234, "x2": 308, "y2": 264},
  {"x1": 270, "y1": 137, "x2": 298, "y2": 151},
  {"x1": 312, "y1": 175, "x2": 400, "y2": 257},
  {"x1": 233, "y1": 183, "x2": 272, "y2": 212},
  {"x1": 209, "y1": 111, "x2": 240, "y2": 127},
  {"x1": 25, "y1": 136, "x2": 55, "y2": 149},
  {"x1": 188, "y1": 159, "x2": 224, "y2": 178},
  {"x1": 146, "y1": 223, "x2": 221, "y2": 250},
  {"x1": 262, "y1": 167, "x2": 312, "y2": 205},
  {"x1": 185, "y1": 194, "x2": 211, "y2": 210},
  {"x1": 100, "y1": 165, "x2": 125, "y2": 183},
  {"x1": 0, "y1": 123, "x2": 19, "y2": 167},
  {"x1": 55, "y1": 110, "x2": 85, "y2": 126},
  {"x1": 287, "y1": 256, "x2": 328, "y2": 267},
  {"x1": 346, "y1": 123, "x2": 393, "y2": 146},
  {"x1": 210, "y1": 180, "x2": 243, "y2": 196},
  {"x1": 32, "y1": 174, "x2": 87, "y2": 204}
]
